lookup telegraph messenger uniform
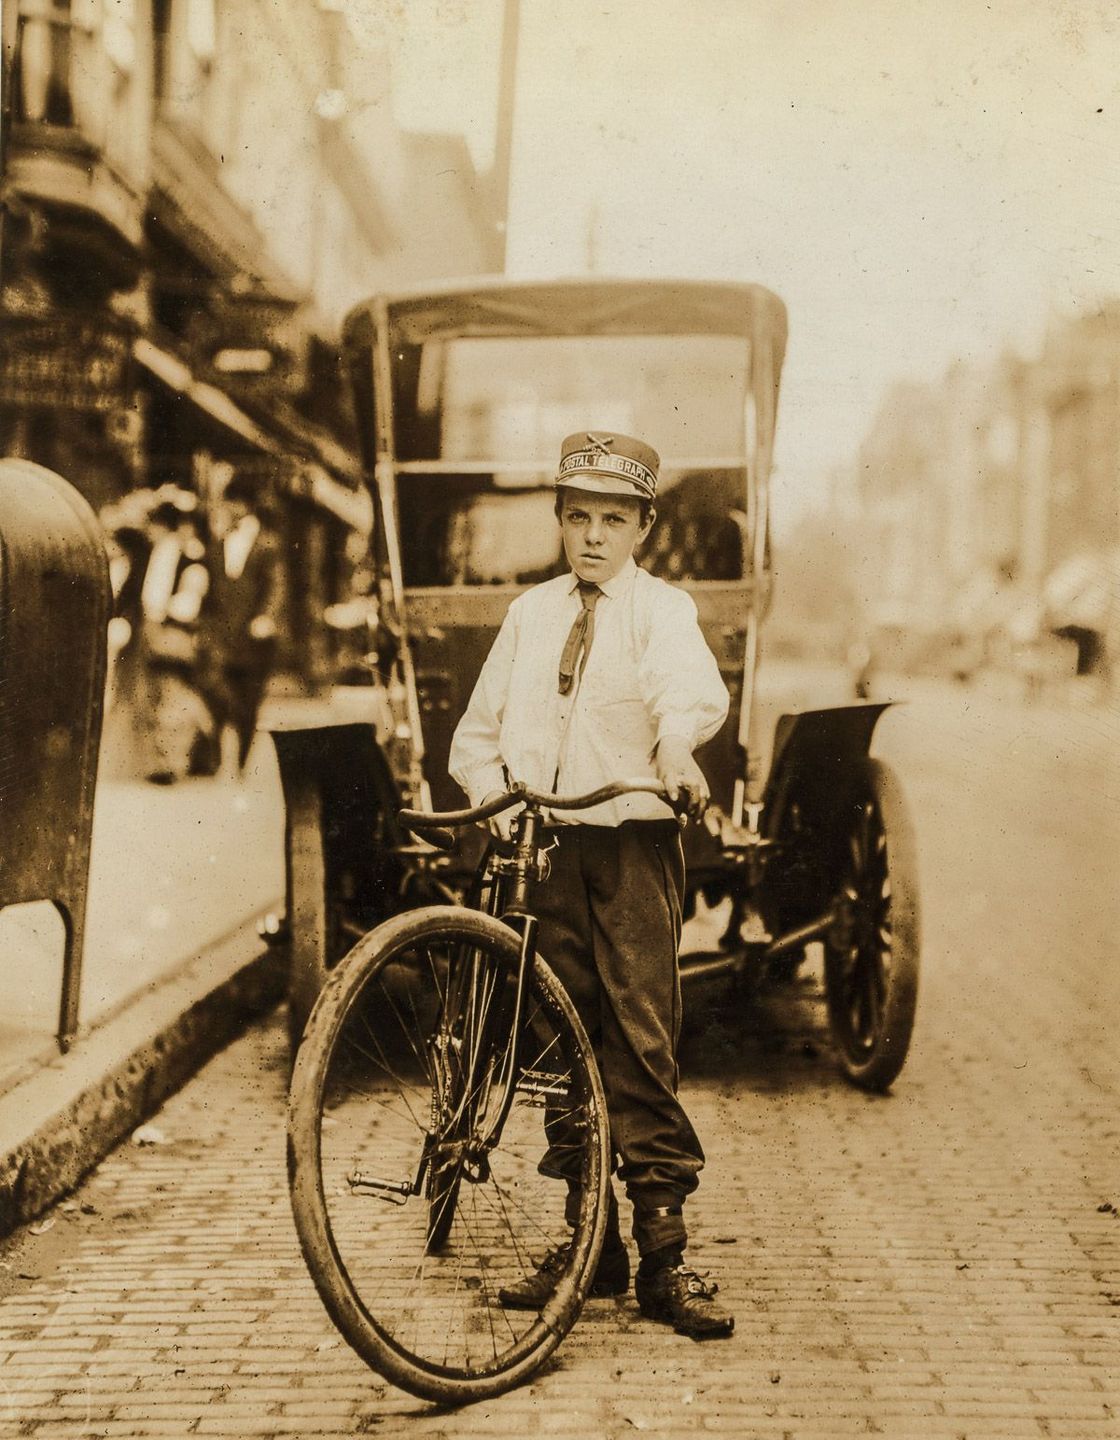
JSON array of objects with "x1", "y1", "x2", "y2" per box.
[{"x1": 449, "y1": 431, "x2": 735, "y2": 1339}]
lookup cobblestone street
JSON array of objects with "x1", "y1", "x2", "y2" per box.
[{"x1": 1, "y1": 682, "x2": 1117, "y2": 1439}]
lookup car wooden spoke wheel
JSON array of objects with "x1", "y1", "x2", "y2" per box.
[{"x1": 824, "y1": 758, "x2": 920, "y2": 1091}]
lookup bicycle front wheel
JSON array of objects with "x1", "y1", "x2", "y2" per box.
[{"x1": 287, "y1": 905, "x2": 611, "y2": 1404}]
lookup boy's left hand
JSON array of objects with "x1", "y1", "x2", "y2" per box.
[{"x1": 655, "y1": 736, "x2": 710, "y2": 821}]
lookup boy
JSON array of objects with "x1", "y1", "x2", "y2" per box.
[{"x1": 448, "y1": 431, "x2": 734, "y2": 1338}]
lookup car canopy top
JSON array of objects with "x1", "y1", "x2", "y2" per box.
[
  {"x1": 342, "y1": 277, "x2": 788, "y2": 485},
  {"x1": 345, "y1": 276, "x2": 787, "y2": 354}
]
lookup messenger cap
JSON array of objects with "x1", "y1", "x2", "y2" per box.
[{"x1": 555, "y1": 431, "x2": 659, "y2": 503}]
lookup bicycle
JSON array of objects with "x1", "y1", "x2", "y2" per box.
[{"x1": 287, "y1": 777, "x2": 680, "y2": 1404}]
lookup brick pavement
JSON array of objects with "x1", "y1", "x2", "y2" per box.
[
  {"x1": 0, "y1": 687, "x2": 1117, "y2": 1439},
  {"x1": 1, "y1": 970, "x2": 1116, "y2": 1440}
]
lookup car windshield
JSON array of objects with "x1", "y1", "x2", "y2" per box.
[
  {"x1": 395, "y1": 334, "x2": 749, "y2": 465},
  {"x1": 393, "y1": 333, "x2": 751, "y2": 586}
]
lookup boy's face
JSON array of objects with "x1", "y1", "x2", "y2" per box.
[{"x1": 558, "y1": 489, "x2": 654, "y2": 584}]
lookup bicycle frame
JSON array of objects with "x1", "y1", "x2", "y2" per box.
[{"x1": 396, "y1": 778, "x2": 674, "y2": 1193}]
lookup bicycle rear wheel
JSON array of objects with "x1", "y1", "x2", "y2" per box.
[{"x1": 287, "y1": 905, "x2": 611, "y2": 1404}]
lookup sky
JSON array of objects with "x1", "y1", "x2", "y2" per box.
[{"x1": 347, "y1": 0, "x2": 1120, "y2": 531}]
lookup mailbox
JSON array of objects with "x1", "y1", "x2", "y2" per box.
[{"x1": 0, "y1": 459, "x2": 110, "y2": 1050}]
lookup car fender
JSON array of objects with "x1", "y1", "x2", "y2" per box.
[
  {"x1": 268, "y1": 720, "x2": 409, "y2": 931},
  {"x1": 757, "y1": 702, "x2": 897, "y2": 925}
]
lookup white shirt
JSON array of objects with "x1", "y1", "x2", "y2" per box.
[
  {"x1": 223, "y1": 514, "x2": 260, "y2": 580},
  {"x1": 140, "y1": 535, "x2": 182, "y2": 622},
  {"x1": 449, "y1": 558, "x2": 730, "y2": 826}
]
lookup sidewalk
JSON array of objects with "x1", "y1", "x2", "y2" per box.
[{"x1": 0, "y1": 738, "x2": 286, "y2": 1235}]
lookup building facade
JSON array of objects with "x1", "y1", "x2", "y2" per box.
[{"x1": 1, "y1": 0, "x2": 503, "y2": 681}]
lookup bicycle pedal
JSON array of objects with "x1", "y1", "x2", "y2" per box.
[
  {"x1": 515, "y1": 1069, "x2": 570, "y2": 1103},
  {"x1": 348, "y1": 1171, "x2": 411, "y2": 1205}
]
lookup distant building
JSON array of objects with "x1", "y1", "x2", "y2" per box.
[
  {"x1": 852, "y1": 306, "x2": 1120, "y2": 681},
  {"x1": 1023, "y1": 305, "x2": 1120, "y2": 579},
  {"x1": 853, "y1": 380, "x2": 947, "y2": 628}
]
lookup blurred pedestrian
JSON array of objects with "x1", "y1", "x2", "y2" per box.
[
  {"x1": 199, "y1": 473, "x2": 284, "y2": 773},
  {"x1": 101, "y1": 515, "x2": 149, "y2": 719},
  {"x1": 846, "y1": 633, "x2": 875, "y2": 699},
  {"x1": 137, "y1": 495, "x2": 217, "y2": 784}
]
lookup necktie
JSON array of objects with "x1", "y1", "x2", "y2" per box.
[{"x1": 558, "y1": 581, "x2": 601, "y2": 695}]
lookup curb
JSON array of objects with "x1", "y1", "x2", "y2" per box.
[{"x1": 0, "y1": 916, "x2": 287, "y2": 1238}]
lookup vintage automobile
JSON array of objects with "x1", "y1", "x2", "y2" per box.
[{"x1": 268, "y1": 277, "x2": 920, "y2": 1090}]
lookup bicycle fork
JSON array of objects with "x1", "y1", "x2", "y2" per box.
[{"x1": 348, "y1": 915, "x2": 539, "y2": 1204}]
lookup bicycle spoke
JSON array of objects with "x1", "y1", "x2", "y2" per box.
[
  {"x1": 421, "y1": 942, "x2": 449, "y2": 1008},
  {"x1": 341, "y1": 1008, "x2": 428, "y2": 1137},
  {"x1": 376, "y1": 964, "x2": 437, "y2": 1086},
  {"x1": 457, "y1": 1192, "x2": 519, "y2": 1354},
  {"x1": 442, "y1": 1214, "x2": 472, "y2": 1370},
  {"x1": 477, "y1": 1166, "x2": 552, "y2": 1257}
]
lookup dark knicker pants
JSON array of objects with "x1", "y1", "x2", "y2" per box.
[{"x1": 531, "y1": 820, "x2": 704, "y2": 1256}]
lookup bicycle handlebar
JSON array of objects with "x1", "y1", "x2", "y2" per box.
[{"x1": 399, "y1": 778, "x2": 677, "y2": 843}]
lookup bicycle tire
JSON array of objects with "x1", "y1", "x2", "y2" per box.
[{"x1": 288, "y1": 905, "x2": 611, "y2": 1404}]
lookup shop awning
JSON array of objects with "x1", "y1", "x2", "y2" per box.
[
  {"x1": 134, "y1": 338, "x2": 273, "y2": 449},
  {"x1": 133, "y1": 337, "x2": 371, "y2": 534}
]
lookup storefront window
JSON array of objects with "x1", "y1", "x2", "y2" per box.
[
  {"x1": 103, "y1": 0, "x2": 137, "y2": 74},
  {"x1": 187, "y1": 0, "x2": 216, "y2": 65},
  {"x1": 14, "y1": 1, "x2": 74, "y2": 125},
  {"x1": 155, "y1": 0, "x2": 216, "y2": 115}
]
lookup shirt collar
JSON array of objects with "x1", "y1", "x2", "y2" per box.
[{"x1": 567, "y1": 556, "x2": 637, "y2": 599}]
